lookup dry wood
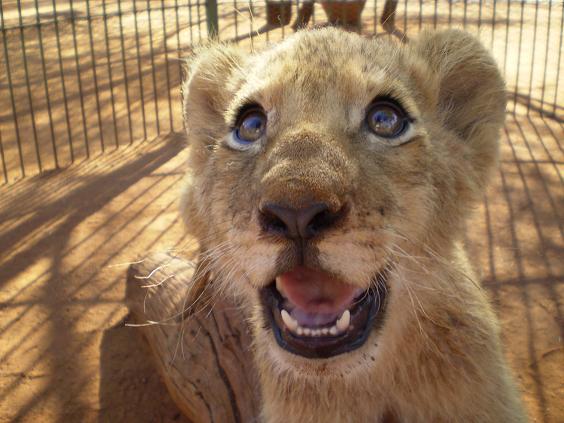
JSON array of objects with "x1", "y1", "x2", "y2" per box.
[{"x1": 126, "y1": 253, "x2": 261, "y2": 423}]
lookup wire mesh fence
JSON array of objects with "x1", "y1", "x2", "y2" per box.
[{"x1": 0, "y1": 0, "x2": 561, "y2": 184}]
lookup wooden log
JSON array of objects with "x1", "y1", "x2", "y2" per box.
[{"x1": 125, "y1": 253, "x2": 261, "y2": 423}]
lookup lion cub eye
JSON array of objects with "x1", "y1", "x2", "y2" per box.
[
  {"x1": 233, "y1": 108, "x2": 267, "y2": 145},
  {"x1": 366, "y1": 100, "x2": 409, "y2": 139}
]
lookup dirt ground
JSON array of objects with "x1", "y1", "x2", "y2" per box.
[{"x1": 0, "y1": 1, "x2": 562, "y2": 422}]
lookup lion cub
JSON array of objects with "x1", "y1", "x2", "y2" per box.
[{"x1": 181, "y1": 28, "x2": 526, "y2": 422}]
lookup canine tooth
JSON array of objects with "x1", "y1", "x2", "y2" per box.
[
  {"x1": 281, "y1": 309, "x2": 298, "y2": 331},
  {"x1": 336, "y1": 310, "x2": 351, "y2": 332},
  {"x1": 321, "y1": 328, "x2": 329, "y2": 335},
  {"x1": 275, "y1": 277, "x2": 287, "y2": 297},
  {"x1": 329, "y1": 326, "x2": 338, "y2": 336},
  {"x1": 303, "y1": 328, "x2": 311, "y2": 336},
  {"x1": 297, "y1": 326, "x2": 304, "y2": 336}
]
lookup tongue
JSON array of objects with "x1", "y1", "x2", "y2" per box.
[{"x1": 277, "y1": 266, "x2": 362, "y2": 314}]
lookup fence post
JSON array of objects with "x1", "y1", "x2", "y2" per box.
[{"x1": 206, "y1": 0, "x2": 219, "y2": 38}]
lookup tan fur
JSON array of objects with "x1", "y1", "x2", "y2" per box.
[{"x1": 180, "y1": 28, "x2": 526, "y2": 422}]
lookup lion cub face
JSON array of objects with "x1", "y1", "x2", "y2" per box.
[{"x1": 182, "y1": 29, "x2": 505, "y2": 374}]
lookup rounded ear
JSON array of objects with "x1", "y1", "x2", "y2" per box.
[
  {"x1": 182, "y1": 44, "x2": 245, "y2": 147},
  {"x1": 412, "y1": 29, "x2": 506, "y2": 142},
  {"x1": 412, "y1": 30, "x2": 506, "y2": 186}
]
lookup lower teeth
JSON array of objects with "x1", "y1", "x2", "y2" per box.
[{"x1": 280, "y1": 308, "x2": 350, "y2": 337}]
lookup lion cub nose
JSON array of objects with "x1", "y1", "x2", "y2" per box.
[{"x1": 259, "y1": 202, "x2": 345, "y2": 239}]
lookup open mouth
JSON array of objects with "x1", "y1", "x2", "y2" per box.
[{"x1": 260, "y1": 266, "x2": 389, "y2": 359}]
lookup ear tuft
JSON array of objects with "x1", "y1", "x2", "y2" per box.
[
  {"x1": 182, "y1": 44, "x2": 245, "y2": 145},
  {"x1": 413, "y1": 29, "x2": 506, "y2": 142}
]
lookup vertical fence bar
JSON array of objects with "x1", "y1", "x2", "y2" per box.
[
  {"x1": 85, "y1": 0, "x2": 106, "y2": 152},
  {"x1": 188, "y1": 0, "x2": 194, "y2": 44},
  {"x1": 418, "y1": 0, "x2": 422, "y2": 31},
  {"x1": 249, "y1": 2, "x2": 254, "y2": 51},
  {"x1": 403, "y1": 0, "x2": 407, "y2": 34},
  {"x1": 490, "y1": 0, "x2": 497, "y2": 51},
  {"x1": 374, "y1": 0, "x2": 378, "y2": 33},
  {"x1": 34, "y1": 0, "x2": 58, "y2": 168},
  {"x1": 0, "y1": 3, "x2": 26, "y2": 177},
  {"x1": 553, "y1": 2, "x2": 564, "y2": 115},
  {"x1": 526, "y1": 0, "x2": 540, "y2": 116},
  {"x1": 433, "y1": 0, "x2": 437, "y2": 29},
  {"x1": 539, "y1": 1, "x2": 553, "y2": 114},
  {"x1": 16, "y1": 0, "x2": 43, "y2": 173},
  {"x1": 463, "y1": 0, "x2": 468, "y2": 29},
  {"x1": 102, "y1": 0, "x2": 120, "y2": 148},
  {"x1": 448, "y1": 0, "x2": 452, "y2": 27},
  {"x1": 133, "y1": 0, "x2": 148, "y2": 140},
  {"x1": 175, "y1": 0, "x2": 183, "y2": 133},
  {"x1": 0, "y1": 127, "x2": 7, "y2": 183},
  {"x1": 161, "y1": 0, "x2": 174, "y2": 132},
  {"x1": 503, "y1": 1, "x2": 510, "y2": 77},
  {"x1": 197, "y1": 1, "x2": 203, "y2": 41},
  {"x1": 117, "y1": 0, "x2": 134, "y2": 144},
  {"x1": 51, "y1": 0, "x2": 75, "y2": 163},
  {"x1": 174, "y1": 0, "x2": 182, "y2": 57},
  {"x1": 146, "y1": 0, "x2": 161, "y2": 135},
  {"x1": 477, "y1": 0, "x2": 483, "y2": 32},
  {"x1": 265, "y1": 0, "x2": 271, "y2": 44},
  {"x1": 233, "y1": 0, "x2": 239, "y2": 40},
  {"x1": 69, "y1": 0, "x2": 91, "y2": 158},
  {"x1": 513, "y1": 1, "x2": 526, "y2": 113}
]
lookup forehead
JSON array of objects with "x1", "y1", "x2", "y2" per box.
[{"x1": 230, "y1": 30, "x2": 416, "y2": 121}]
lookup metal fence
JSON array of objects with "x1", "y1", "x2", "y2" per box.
[{"x1": 0, "y1": 1, "x2": 562, "y2": 184}]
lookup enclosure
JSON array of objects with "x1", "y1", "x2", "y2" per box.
[{"x1": 0, "y1": 0, "x2": 562, "y2": 421}]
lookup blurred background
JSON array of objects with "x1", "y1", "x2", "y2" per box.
[{"x1": 0, "y1": 1, "x2": 561, "y2": 422}]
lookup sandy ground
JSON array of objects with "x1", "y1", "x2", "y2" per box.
[{"x1": 0, "y1": 1, "x2": 562, "y2": 422}]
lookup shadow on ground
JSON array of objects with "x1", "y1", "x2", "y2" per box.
[
  {"x1": 0, "y1": 133, "x2": 192, "y2": 422},
  {"x1": 99, "y1": 319, "x2": 190, "y2": 423}
]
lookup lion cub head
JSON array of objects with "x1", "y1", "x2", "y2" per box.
[{"x1": 181, "y1": 28, "x2": 505, "y2": 375}]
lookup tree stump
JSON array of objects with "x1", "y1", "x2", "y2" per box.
[{"x1": 125, "y1": 253, "x2": 261, "y2": 423}]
